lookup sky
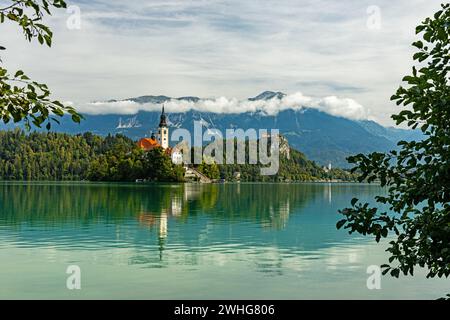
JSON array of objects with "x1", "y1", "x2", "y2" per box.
[{"x1": 0, "y1": 0, "x2": 442, "y2": 125}]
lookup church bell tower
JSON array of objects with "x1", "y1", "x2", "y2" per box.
[{"x1": 158, "y1": 105, "x2": 169, "y2": 149}]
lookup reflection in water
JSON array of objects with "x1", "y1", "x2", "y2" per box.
[
  {"x1": 324, "y1": 183, "x2": 332, "y2": 204},
  {"x1": 0, "y1": 182, "x2": 327, "y2": 227},
  {"x1": 1, "y1": 182, "x2": 448, "y2": 299},
  {"x1": 0, "y1": 182, "x2": 383, "y2": 276}
]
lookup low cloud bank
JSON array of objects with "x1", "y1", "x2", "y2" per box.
[{"x1": 77, "y1": 92, "x2": 370, "y2": 121}]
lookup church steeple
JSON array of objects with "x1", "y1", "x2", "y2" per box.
[
  {"x1": 157, "y1": 104, "x2": 169, "y2": 149},
  {"x1": 159, "y1": 105, "x2": 167, "y2": 128}
]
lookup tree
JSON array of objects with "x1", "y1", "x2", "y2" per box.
[
  {"x1": 87, "y1": 156, "x2": 109, "y2": 181},
  {"x1": 143, "y1": 147, "x2": 185, "y2": 182},
  {"x1": 0, "y1": 0, "x2": 82, "y2": 130},
  {"x1": 197, "y1": 160, "x2": 220, "y2": 180},
  {"x1": 337, "y1": 3, "x2": 450, "y2": 295}
]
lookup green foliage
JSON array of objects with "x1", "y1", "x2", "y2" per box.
[
  {"x1": 0, "y1": 0, "x2": 82, "y2": 129},
  {"x1": 197, "y1": 160, "x2": 220, "y2": 180},
  {"x1": 215, "y1": 140, "x2": 355, "y2": 182},
  {"x1": 143, "y1": 147, "x2": 185, "y2": 182},
  {"x1": 0, "y1": 130, "x2": 131, "y2": 181},
  {"x1": 0, "y1": 129, "x2": 356, "y2": 183},
  {"x1": 0, "y1": 68, "x2": 81, "y2": 129},
  {"x1": 338, "y1": 4, "x2": 450, "y2": 284},
  {"x1": 0, "y1": 129, "x2": 185, "y2": 182},
  {"x1": 0, "y1": 0, "x2": 67, "y2": 45},
  {"x1": 86, "y1": 135, "x2": 145, "y2": 182}
]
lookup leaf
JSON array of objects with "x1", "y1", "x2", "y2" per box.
[
  {"x1": 71, "y1": 114, "x2": 82, "y2": 123},
  {"x1": 415, "y1": 25, "x2": 426, "y2": 34},
  {"x1": 14, "y1": 70, "x2": 24, "y2": 78},
  {"x1": 336, "y1": 220, "x2": 347, "y2": 229},
  {"x1": 391, "y1": 269, "x2": 400, "y2": 278},
  {"x1": 434, "y1": 10, "x2": 443, "y2": 19},
  {"x1": 412, "y1": 41, "x2": 423, "y2": 49},
  {"x1": 413, "y1": 52, "x2": 425, "y2": 61}
]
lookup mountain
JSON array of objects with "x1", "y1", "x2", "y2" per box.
[
  {"x1": 249, "y1": 91, "x2": 286, "y2": 101},
  {"x1": 357, "y1": 120, "x2": 423, "y2": 143},
  {"x1": 0, "y1": 91, "x2": 423, "y2": 168}
]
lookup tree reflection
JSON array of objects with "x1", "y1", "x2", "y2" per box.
[
  {"x1": 0, "y1": 183, "x2": 321, "y2": 228},
  {"x1": 0, "y1": 182, "x2": 382, "y2": 270}
]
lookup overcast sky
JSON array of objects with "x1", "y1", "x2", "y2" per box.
[{"x1": 1, "y1": 0, "x2": 441, "y2": 125}]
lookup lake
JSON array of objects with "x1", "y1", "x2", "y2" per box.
[{"x1": 0, "y1": 182, "x2": 448, "y2": 299}]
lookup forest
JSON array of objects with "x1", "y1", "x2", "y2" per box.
[
  {"x1": 0, "y1": 129, "x2": 355, "y2": 182},
  {"x1": 0, "y1": 129, "x2": 183, "y2": 182}
]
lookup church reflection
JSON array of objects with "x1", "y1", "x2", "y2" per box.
[
  {"x1": 137, "y1": 209, "x2": 168, "y2": 260},
  {"x1": 136, "y1": 185, "x2": 210, "y2": 260},
  {"x1": 136, "y1": 183, "x2": 300, "y2": 230},
  {"x1": 133, "y1": 184, "x2": 305, "y2": 261},
  {"x1": 324, "y1": 183, "x2": 332, "y2": 204}
]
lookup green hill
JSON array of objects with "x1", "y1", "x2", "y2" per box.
[{"x1": 0, "y1": 129, "x2": 356, "y2": 182}]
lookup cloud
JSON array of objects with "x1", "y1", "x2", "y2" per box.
[
  {"x1": 295, "y1": 80, "x2": 367, "y2": 93},
  {"x1": 1, "y1": 0, "x2": 440, "y2": 126},
  {"x1": 315, "y1": 96, "x2": 369, "y2": 120},
  {"x1": 77, "y1": 92, "x2": 370, "y2": 120}
]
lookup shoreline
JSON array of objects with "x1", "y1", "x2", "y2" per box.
[{"x1": 0, "y1": 180, "x2": 374, "y2": 186}]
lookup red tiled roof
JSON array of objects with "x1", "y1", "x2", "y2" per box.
[{"x1": 137, "y1": 138, "x2": 160, "y2": 151}]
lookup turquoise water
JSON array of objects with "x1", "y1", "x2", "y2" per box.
[{"x1": 0, "y1": 182, "x2": 448, "y2": 299}]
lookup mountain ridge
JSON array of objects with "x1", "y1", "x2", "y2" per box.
[{"x1": 0, "y1": 91, "x2": 423, "y2": 168}]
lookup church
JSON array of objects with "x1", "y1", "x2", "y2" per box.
[{"x1": 137, "y1": 106, "x2": 184, "y2": 165}]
